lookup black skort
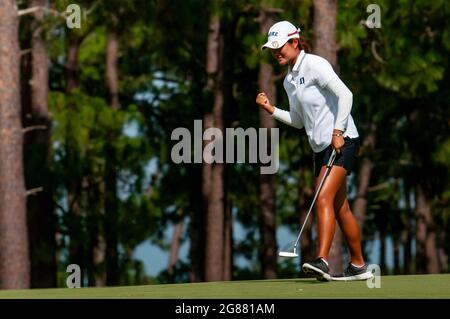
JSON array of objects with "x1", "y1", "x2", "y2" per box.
[{"x1": 313, "y1": 137, "x2": 360, "y2": 177}]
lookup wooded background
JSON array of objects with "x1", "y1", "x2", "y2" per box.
[{"x1": 0, "y1": 0, "x2": 448, "y2": 289}]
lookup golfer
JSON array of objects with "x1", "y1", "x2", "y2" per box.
[{"x1": 256, "y1": 21, "x2": 372, "y2": 281}]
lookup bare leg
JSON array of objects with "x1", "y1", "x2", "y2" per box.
[
  {"x1": 334, "y1": 178, "x2": 365, "y2": 266},
  {"x1": 315, "y1": 165, "x2": 347, "y2": 260}
]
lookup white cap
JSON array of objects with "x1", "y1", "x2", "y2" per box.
[{"x1": 261, "y1": 21, "x2": 301, "y2": 50}]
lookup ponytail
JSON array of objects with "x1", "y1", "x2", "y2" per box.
[{"x1": 298, "y1": 34, "x2": 311, "y2": 53}]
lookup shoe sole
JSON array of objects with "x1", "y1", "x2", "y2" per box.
[
  {"x1": 302, "y1": 264, "x2": 332, "y2": 281},
  {"x1": 331, "y1": 271, "x2": 374, "y2": 281}
]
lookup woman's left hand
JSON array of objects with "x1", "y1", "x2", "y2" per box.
[{"x1": 332, "y1": 130, "x2": 345, "y2": 154}]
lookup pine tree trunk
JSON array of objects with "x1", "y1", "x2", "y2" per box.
[
  {"x1": 200, "y1": 113, "x2": 213, "y2": 282},
  {"x1": 168, "y1": 220, "x2": 183, "y2": 276},
  {"x1": 104, "y1": 30, "x2": 120, "y2": 286},
  {"x1": 204, "y1": 14, "x2": 225, "y2": 282},
  {"x1": 299, "y1": 166, "x2": 315, "y2": 269},
  {"x1": 0, "y1": 0, "x2": 30, "y2": 289},
  {"x1": 23, "y1": 0, "x2": 57, "y2": 288},
  {"x1": 222, "y1": 198, "x2": 232, "y2": 281},
  {"x1": 313, "y1": 0, "x2": 338, "y2": 69},
  {"x1": 221, "y1": 15, "x2": 236, "y2": 283},
  {"x1": 66, "y1": 36, "x2": 80, "y2": 93},
  {"x1": 206, "y1": 95, "x2": 225, "y2": 281},
  {"x1": 92, "y1": 231, "x2": 107, "y2": 286},
  {"x1": 258, "y1": 9, "x2": 278, "y2": 280},
  {"x1": 415, "y1": 185, "x2": 440, "y2": 274},
  {"x1": 404, "y1": 223, "x2": 414, "y2": 273},
  {"x1": 403, "y1": 184, "x2": 414, "y2": 274},
  {"x1": 313, "y1": 0, "x2": 342, "y2": 273},
  {"x1": 438, "y1": 248, "x2": 448, "y2": 273},
  {"x1": 106, "y1": 31, "x2": 120, "y2": 110},
  {"x1": 352, "y1": 124, "x2": 376, "y2": 228},
  {"x1": 328, "y1": 229, "x2": 343, "y2": 273},
  {"x1": 380, "y1": 233, "x2": 386, "y2": 273},
  {"x1": 189, "y1": 163, "x2": 205, "y2": 282},
  {"x1": 352, "y1": 157, "x2": 373, "y2": 228},
  {"x1": 65, "y1": 34, "x2": 85, "y2": 280},
  {"x1": 394, "y1": 239, "x2": 401, "y2": 274}
]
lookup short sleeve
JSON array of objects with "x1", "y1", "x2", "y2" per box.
[{"x1": 311, "y1": 55, "x2": 338, "y2": 88}]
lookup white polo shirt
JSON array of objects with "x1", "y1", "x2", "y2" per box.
[{"x1": 272, "y1": 50, "x2": 359, "y2": 153}]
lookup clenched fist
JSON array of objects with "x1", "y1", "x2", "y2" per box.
[{"x1": 256, "y1": 92, "x2": 275, "y2": 114}]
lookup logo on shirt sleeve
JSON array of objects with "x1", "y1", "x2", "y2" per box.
[{"x1": 299, "y1": 77, "x2": 305, "y2": 84}]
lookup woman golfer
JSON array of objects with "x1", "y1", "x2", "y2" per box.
[{"x1": 256, "y1": 21, "x2": 372, "y2": 281}]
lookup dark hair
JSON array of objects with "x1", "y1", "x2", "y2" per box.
[
  {"x1": 288, "y1": 36, "x2": 310, "y2": 53},
  {"x1": 299, "y1": 34, "x2": 311, "y2": 52}
]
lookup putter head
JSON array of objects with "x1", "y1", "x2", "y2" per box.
[{"x1": 278, "y1": 251, "x2": 299, "y2": 258}]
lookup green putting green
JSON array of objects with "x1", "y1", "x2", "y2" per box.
[{"x1": 0, "y1": 274, "x2": 449, "y2": 299}]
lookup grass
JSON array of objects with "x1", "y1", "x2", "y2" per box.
[{"x1": 0, "y1": 274, "x2": 449, "y2": 299}]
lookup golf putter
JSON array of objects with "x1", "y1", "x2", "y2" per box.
[{"x1": 279, "y1": 149, "x2": 337, "y2": 258}]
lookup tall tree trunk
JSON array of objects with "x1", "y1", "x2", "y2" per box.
[
  {"x1": 103, "y1": 143, "x2": 119, "y2": 286},
  {"x1": 106, "y1": 31, "x2": 120, "y2": 110},
  {"x1": 23, "y1": 0, "x2": 57, "y2": 288},
  {"x1": 0, "y1": 0, "x2": 30, "y2": 289},
  {"x1": 393, "y1": 238, "x2": 401, "y2": 274},
  {"x1": 222, "y1": 198, "x2": 232, "y2": 281},
  {"x1": 66, "y1": 36, "x2": 80, "y2": 93},
  {"x1": 199, "y1": 113, "x2": 213, "y2": 282},
  {"x1": 377, "y1": 205, "x2": 388, "y2": 274},
  {"x1": 206, "y1": 91, "x2": 225, "y2": 281},
  {"x1": 352, "y1": 159, "x2": 373, "y2": 227},
  {"x1": 379, "y1": 232, "x2": 386, "y2": 273},
  {"x1": 190, "y1": 163, "x2": 205, "y2": 282},
  {"x1": 65, "y1": 34, "x2": 85, "y2": 281},
  {"x1": 257, "y1": 8, "x2": 278, "y2": 280},
  {"x1": 352, "y1": 124, "x2": 376, "y2": 228},
  {"x1": 403, "y1": 184, "x2": 414, "y2": 274},
  {"x1": 204, "y1": 14, "x2": 224, "y2": 282},
  {"x1": 415, "y1": 184, "x2": 440, "y2": 274},
  {"x1": 104, "y1": 30, "x2": 120, "y2": 286},
  {"x1": 404, "y1": 221, "x2": 414, "y2": 273},
  {"x1": 88, "y1": 179, "x2": 106, "y2": 287},
  {"x1": 86, "y1": 181, "x2": 105, "y2": 287},
  {"x1": 407, "y1": 108, "x2": 440, "y2": 275},
  {"x1": 299, "y1": 166, "x2": 315, "y2": 270},
  {"x1": 92, "y1": 231, "x2": 107, "y2": 286},
  {"x1": 221, "y1": 15, "x2": 236, "y2": 283},
  {"x1": 313, "y1": 0, "x2": 338, "y2": 70},
  {"x1": 438, "y1": 248, "x2": 448, "y2": 274},
  {"x1": 168, "y1": 220, "x2": 184, "y2": 277},
  {"x1": 312, "y1": 0, "x2": 342, "y2": 273}
]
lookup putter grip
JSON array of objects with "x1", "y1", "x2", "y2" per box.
[{"x1": 326, "y1": 150, "x2": 337, "y2": 168}]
